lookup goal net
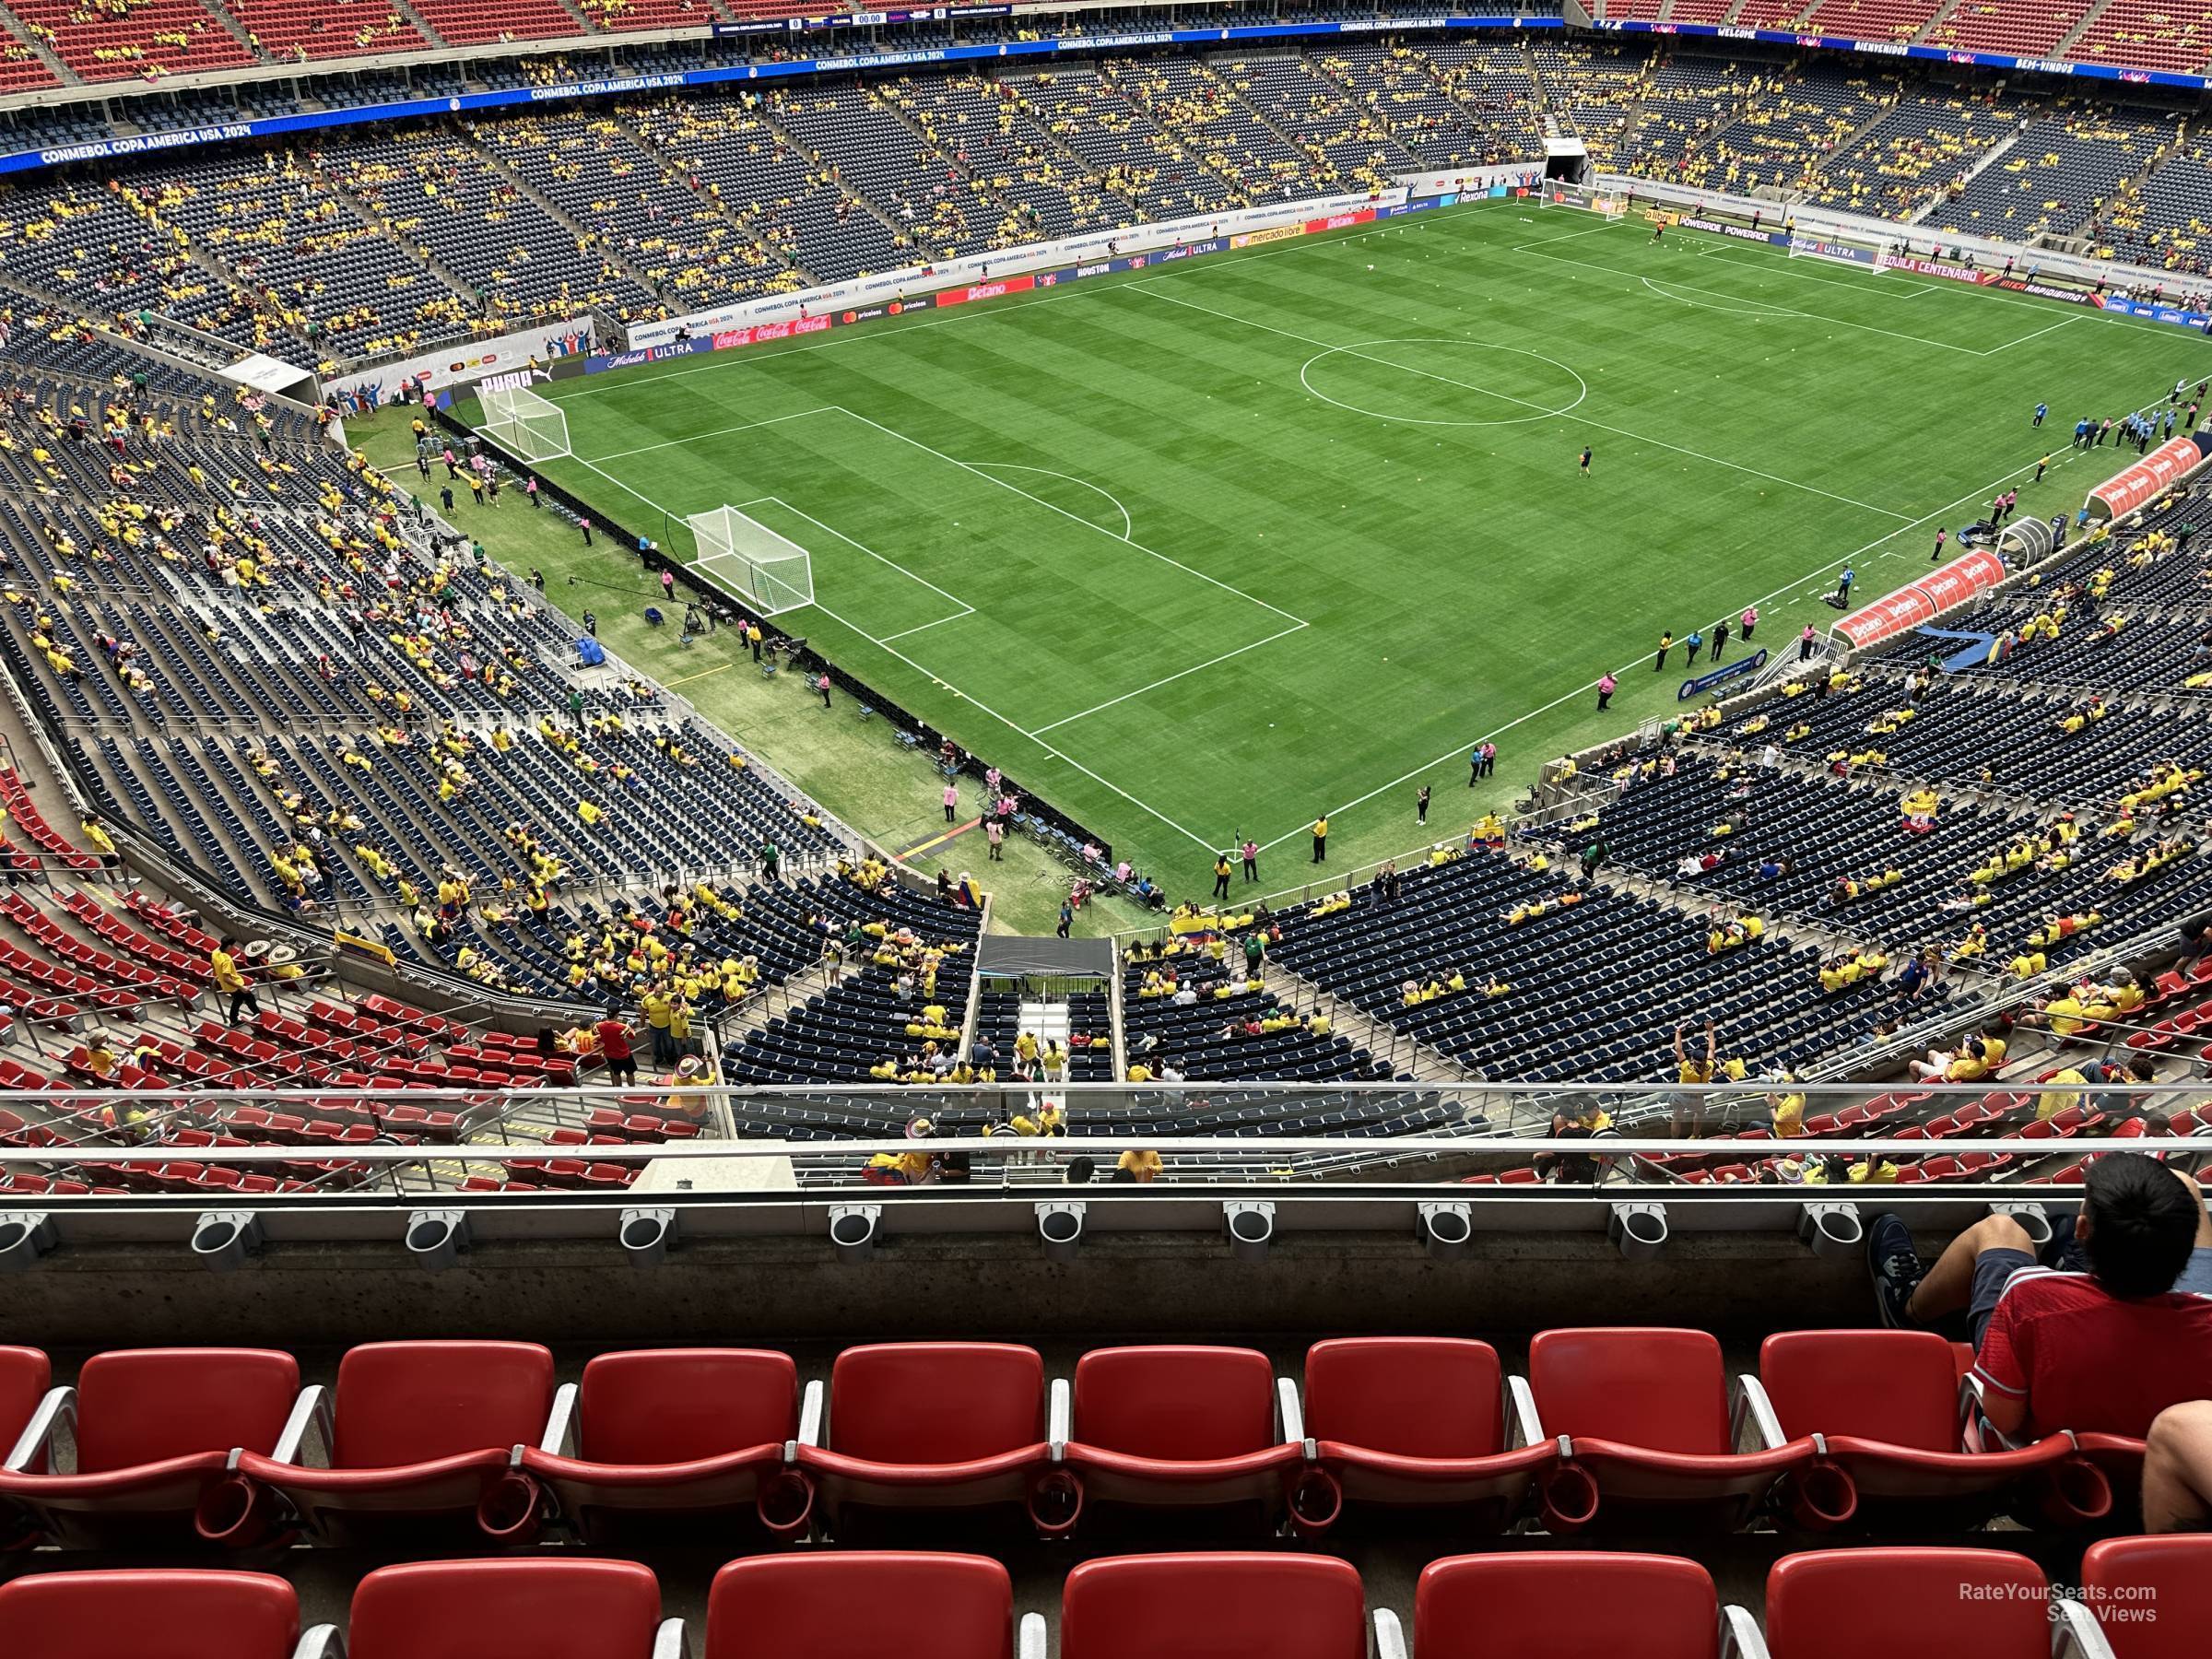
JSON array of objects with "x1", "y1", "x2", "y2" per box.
[
  {"x1": 1542, "y1": 181, "x2": 1628, "y2": 219},
  {"x1": 688, "y1": 506, "x2": 814, "y2": 618},
  {"x1": 479, "y1": 384, "x2": 571, "y2": 462},
  {"x1": 1784, "y1": 215, "x2": 1896, "y2": 275}
]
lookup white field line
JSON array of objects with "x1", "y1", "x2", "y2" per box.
[
  {"x1": 1511, "y1": 216, "x2": 1629, "y2": 248},
  {"x1": 1981, "y1": 315, "x2": 2080, "y2": 355},
  {"x1": 1689, "y1": 238, "x2": 1931, "y2": 300},
  {"x1": 584, "y1": 406, "x2": 840, "y2": 460},
  {"x1": 1123, "y1": 281, "x2": 1912, "y2": 523},
  {"x1": 877, "y1": 612, "x2": 975, "y2": 643},
  {"x1": 1025, "y1": 620, "x2": 1310, "y2": 737},
  {"x1": 970, "y1": 460, "x2": 1134, "y2": 539}
]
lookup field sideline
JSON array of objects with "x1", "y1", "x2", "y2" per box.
[{"x1": 497, "y1": 197, "x2": 2200, "y2": 888}]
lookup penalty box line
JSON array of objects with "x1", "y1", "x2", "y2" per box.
[{"x1": 567, "y1": 434, "x2": 1230, "y2": 854}]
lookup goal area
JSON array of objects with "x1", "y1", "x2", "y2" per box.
[
  {"x1": 1784, "y1": 215, "x2": 1896, "y2": 275},
  {"x1": 688, "y1": 506, "x2": 815, "y2": 618},
  {"x1": 479, "y1": 384, "x2": 571, "y2": 461}
]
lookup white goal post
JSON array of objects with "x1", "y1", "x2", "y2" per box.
[
  {"x1": 688, "y1": 505, "x2": 815, "y2": 618},
  {"x1": 1783, "y1": 213, "x2": 1897, "y2": 275},
  {"x1": 479, "y1": 384, "x2": 572, "y2": 462},
  {"x1": 1541, "y1": 181, "x2": 1628, "y2": 219}
]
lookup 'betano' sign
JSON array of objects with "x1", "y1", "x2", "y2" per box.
[
  {"x1": 1834, "y1": 548, "x2": 2009, "y2": 650},
  {"x1": 2087, "y1": 434, "x2": 2209, "y2": 520}
]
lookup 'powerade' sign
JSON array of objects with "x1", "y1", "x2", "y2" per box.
[
  {"x1": 1677, "y1": 651, "x2": 1767, "y2": 700},
  {"x1": 1680, "y1": 215, "x2": 1786, "y2": 245}
]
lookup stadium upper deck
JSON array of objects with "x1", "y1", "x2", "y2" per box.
[{"x1": 6, "y1": 23, "x2": 2212, "y2": 379}]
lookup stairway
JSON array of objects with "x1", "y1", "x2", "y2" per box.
[
  {"x1": 1020, "y1": 997, "x2": 1070, "y2": 1074},
  {"x1": 468, "y1": 141, "x2": 669, "y2": 298},
  {"x1": 2055, "y1": 0, "x2": 2117, "y2": 57},
  {"x1": 1099, "y1": 60, "x2": 1257, "y2": 204},
  {"x1": 1911, "y1": 0, "x2": 1961, "y2": 42},
  {"x1": 194, "y1": 0, "x2": 261, "y2": 57},
  {"x1": 754, "y1": 100, "x2": 918, "y2": 248},
  {"x1": 391, "y1": 0, "x2": 448, "y2": 47},
  {"x1": 608, "y1": 108, "x2": 818, "y2": 286},
  {"x1": 1905, "y1": 123, "x2": 2022, "y2": 226},
  {"x1": 0, "y1": 5, "x2": 69, "y2": 81}
]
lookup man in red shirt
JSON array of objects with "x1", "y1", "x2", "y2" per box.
[
  {"x1": 1869, "y1": 1154, "x2": 2212, "y2": 1440},
  {"x1": 594, "y1": 1006, "x2": 637, "y2": 1088}
]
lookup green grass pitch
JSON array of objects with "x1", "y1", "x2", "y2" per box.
[{"x1": 516, "y1": 198, "x2": 2196, "y2": 881}]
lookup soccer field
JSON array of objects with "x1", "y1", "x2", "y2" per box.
[{"x1": 523, "y1": 199, "x2": 2198, "y2": 879}]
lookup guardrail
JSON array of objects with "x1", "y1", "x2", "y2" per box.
[{"x1": 2, "y1": 1079, "x2": 2201, "y2": 1194}]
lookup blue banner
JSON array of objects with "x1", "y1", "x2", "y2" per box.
[
  {"x1": 1677, "y1": 650, "x2": 1767, "y2": 700},
  {"x1": 2101, "y1": 294, "x2": 2212, "y2": 329},
  {"x1": 0, "y1": 15, "x2": 1559, "y2": 177}
]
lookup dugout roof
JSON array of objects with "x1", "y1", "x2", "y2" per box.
[{"x1": 974, "y1": 935, "x2": 1116, "y2": 982}]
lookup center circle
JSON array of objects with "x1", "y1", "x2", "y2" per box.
[{"x1": 1299, "y1": 339, "x2": 1589, "y2": 428}]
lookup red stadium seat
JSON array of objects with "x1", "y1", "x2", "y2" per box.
[
  {"x1": 706, "y1": 1552, "x2": 1028, "y2": 1659},
  {"x1": 0, "y1": 1348, "x2": 301, "y2": 1547},
  {"x1": 1296, "y1": 1337, "x2": 1552, "y2": 1535},
  {"x1": 796, "y1": 1343, "x2": 1056, "y2": 1535},
  {"x1": 1390, "y1": 1552, "x2": 1740, "y2": 1659},
  {"x1": 521, "y1": 1348, "x2": 806, "y2": 1540},
  {"x1": 0, "y1": 1345, "x2": 51, "y2": 1546},
  {"x1": 229, "y1": 1341, "x2": 555, "y2": 1544},
  {"x1": 0, "y1": 1569, "x2": 299, "y2": 1659},
  {"x1": 1526, "y1": 1327, "x2": 1812, "y2": 1531},
  {"x1": 346, "y1": 1559, "x2": 672, "y2": 1659},
  {"x1": 1060, "y1": 1553, "x2": 1365, "y2": 1659},
  {"x1": 1763, "y1": 1548, "x2": 2055, "y2": 1658},
  {"x1": 0, "y1": 1344, "x2": 48, "y2": 1456},
  {"x1": 1060, "y1": 1347, "x2": 1302, "y2": 1526},
  {"x1": 1754, "y1": 1331, "x2": 2110, "y2": 1528},
  {"x1": 2079, "y1": 1535, "x2": 2212, "y2": 1659}
]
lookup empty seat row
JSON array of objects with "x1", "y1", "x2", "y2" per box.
[
  {"x1": 3, "y1": 1538, "x2": 2206, "y2": 1659},
  {"x1": 0, "y1": 1328, "x2": 2167, "y2": 1551}
]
